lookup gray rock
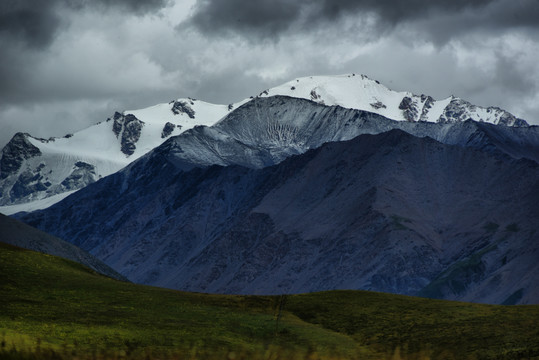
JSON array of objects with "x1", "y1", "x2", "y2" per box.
[
  {"x1": 59, "y1": 161, "x2": 97, "y2": 191},
  {"x1": 120, "y1": 115, "x2": 144, "y2": 156},
  {"x1": 111, "y1": 113, "x2": 145, "y2": 156},
  {"x1": 112, "y1": 112, "x2": 124, "y2": 137},
  {"x1": 0, "y1": 133, "x2": 41, "y2": 179},
  {"x1": 161, "y1": 122, "x2": 176, "y2": 139},
  {"x1": 399, "y1": 96, "x2": 419, "y2": 122},
  {"x1": 419, "y1": 95, "x2": 435, "y2": 122},
  {"x1": 10, "y1": 169, "x2": 49, "y2": 201},
  {"x1": 171, "y1": 101, "x2": 196, "y2": 118},
  {"x1": 370, "y1": 101, "x2": 387, "y2": 109}
]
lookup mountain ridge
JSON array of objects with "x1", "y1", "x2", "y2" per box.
[
  {"x1": 0, "y1": 74, "x2": 530, "y2": 213},
  {"x1": 19, "y1": 129, "x2": 539, "y2": 304},
  {"x1": 134, "y1": 96, "x2": 539, "y2": 176},
  {"x1": 258, "y1": 74, "x2": 528, "y2": 126},
  {"x1": 0, "y1": 97, "x2": 240, "y2": 211}
]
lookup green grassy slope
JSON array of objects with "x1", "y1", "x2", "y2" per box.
[
  {"x1": 1, "y1": 241, "x2": 538, "y2": 360},
  {"x1": 286, "y1": 291, "x2": 539, "y2": 359}
]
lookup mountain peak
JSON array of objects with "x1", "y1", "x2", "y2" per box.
[{"x1": 261, "y1": 74, "x2": 526, "y2": 127}]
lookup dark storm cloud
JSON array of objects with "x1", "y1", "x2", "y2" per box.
[
  {"x1": 186, "y1": 0, "x2": 305, "y2": 38},
  {"x1": 188, "y1": 0, "x2": 539, "y2": 41},
  {"x1": 74, "y1": 0, "x2": 171, "y2": 15},
  {"x1": 309, "y1": 0, "x2": 493, "y2": 23},
  {"x1": 0, "y1": 0, "x2": 169, "y2": 49},
  {"x1": 0, "y1": 2, "x2": 62, "y2": 48},
  {"x1": 483, "y1": 0, "x2": 539, "y2": 29},
  {"x1": 0, "y1": 0, "x2": 170, "y2": 104}
]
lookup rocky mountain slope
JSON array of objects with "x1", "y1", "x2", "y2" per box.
[
  {"x1": 154, "y1": 96, "x2": 539, "y2": 173},
  {"x1": 0, "y1": 213, "x2": 126, "y2": 281},
  {"x1": 19, "y1": 128, "x2": 539, "y2": 304},
  {"x1": 0, "y1": 98, "x2": 244, "y2": 212},
  {"x1": 0, "y1": 74, "x2": 529, "y2": 214}
]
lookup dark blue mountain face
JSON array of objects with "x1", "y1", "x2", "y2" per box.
[
  {"x1": 0, "y1": 213, "x2": 126, "y2": 281},
  {"x1": 19, "y1": 126, "x2": 539, "y2": 304}
]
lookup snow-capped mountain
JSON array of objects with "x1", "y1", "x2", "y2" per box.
[
  {"x1": 0, "y1": 74, "x2": 529, "y2": 214},
  {"x1": 153, "y1": 96, "x2": 539, "y2": 174},
  {"x1": 258, "y1": 74, "x2": 527, "y2": 126},
  {"x1": 15, "y1": 89, "x2": 539, "y2": 303},
  {"x1": 0, "y1": 98, "x2": 245, "y2": 213}
]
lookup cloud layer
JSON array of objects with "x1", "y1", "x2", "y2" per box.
[
  {"x1": 0, "y1": 0, "x2": 169, "y2": 48},
  {"x1": 188, "y1": 0, "x2": 539, "y2": 42}
]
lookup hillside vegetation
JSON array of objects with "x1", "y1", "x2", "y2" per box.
[{"x1": 1, "y1": 241, "x2": 538, "y2": 360}]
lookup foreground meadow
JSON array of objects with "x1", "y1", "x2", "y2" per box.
[{"x1": 1, "y1": 242, "x2": 538, "y2": 359}]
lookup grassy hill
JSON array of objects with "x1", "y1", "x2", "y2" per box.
[{"x1": 1, "y1": 241, "x2": 538, "y2": 360}]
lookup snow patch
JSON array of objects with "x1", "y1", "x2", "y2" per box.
[{"x1": 0, "y1": 190, "x2": 78, "y2": 215}]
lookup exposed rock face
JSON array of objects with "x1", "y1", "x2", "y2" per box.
[
  {"x1": 439, "y1": 98, "x2": 475, "y2": 123},
  {"x1": 419, "y1": 95, "x2": 435, "y2": 122},
  {"x1": 171, "y1": 100, "x2": 196, "y2": 118},
  {"x1": 121, "y1": 115, "x2": 144, "y2": 156},
  {"x1": 494, "y1": 108, "x2": 522, "y2": 126},
  {"x1": 438, "y1": 98, "x2": 521, "y2": 126},
  {"x1": 2, "y1": 160, "x2": 98, "y2": 205},
  {"x1": 161, "y1": 122, "x2": 176, "y2": 139},
  {"x1": 370, "y1": 101, "x2": 387, "y2": 109},
  {"x1": 112, "y1": 113, "x2": 145, "y2": 156},
  {"x1": 398, "y1": 94, "x2": 437, "y2": 123},
  {"x1": 112, "y1": 112, "x2": 124, "y2": 137},
  {"x1": 399, "y1": 96, "x2": 419, "y2": 122},
  {"x1": 60, "y1": 161, "x2": 97, "y2": 191},
  {"x1": 0, "y1": 133, "x2": 41, "y2": 179},
  {"x1": 10, "y1": 167, "x2": 49, "y2": 201}
]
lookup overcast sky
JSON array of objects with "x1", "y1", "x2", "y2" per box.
[{"x1": 1, "y1": 0, "x2": 539, "y2": 148}]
